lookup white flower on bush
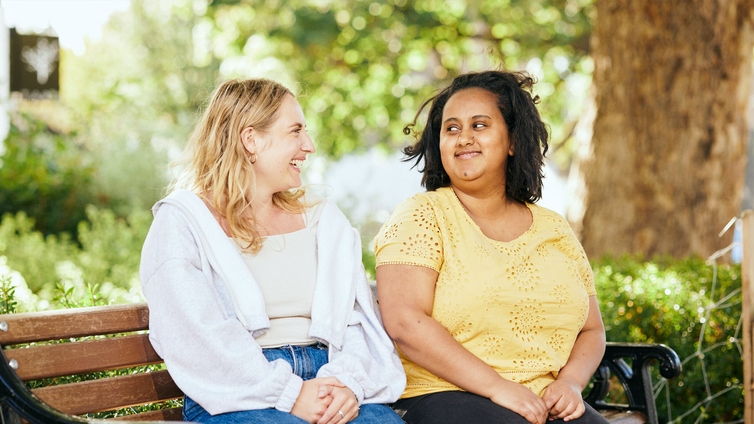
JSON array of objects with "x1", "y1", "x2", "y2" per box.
[
  {"x1": 55, "y1": 260, "x2": 85, "y2": 288},
  {"x1": 0, "y1": 256, "x2": 38, "y2": 310}
]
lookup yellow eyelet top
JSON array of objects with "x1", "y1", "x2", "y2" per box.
[{"x1": 374, "y1": 187, "x2": 595, "y2": 398}]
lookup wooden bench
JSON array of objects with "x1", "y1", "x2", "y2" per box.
[{"x1": 0, "y1": 303, "x2": 681, "y2": 423}]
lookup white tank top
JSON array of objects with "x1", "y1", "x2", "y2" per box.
[{"x1": 235, "y1": 201, "x2": 323, "y2": 348}]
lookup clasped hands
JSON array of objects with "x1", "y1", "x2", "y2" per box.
[
  {"x1": 291, "y1": 377, "x2": 359, "y2": 424},
  {"x1": 492, "y1": 379, "x2": 585, "y2": 424}
]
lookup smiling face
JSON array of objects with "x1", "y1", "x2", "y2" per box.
[
  {"x1": 439, "y1": 87, "x2": 513, "y2": 191},
  {"x1": 243, "y1": 94, "x2": 315, "y2": 197}
]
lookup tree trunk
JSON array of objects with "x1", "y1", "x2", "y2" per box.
[{"x1": 568, "y1": 0, "x2": 754, "y2": 260}]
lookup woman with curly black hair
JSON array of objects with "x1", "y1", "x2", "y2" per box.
[{"x1": 374, "y1": 71, "x2": 608, "y2": 424}]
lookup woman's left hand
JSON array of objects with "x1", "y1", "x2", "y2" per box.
[
  {"x1": 316, "y1": 384, "x2": 359, "y2": 424},
  {"x1": 542, "y1": 379, "x2": 585, "y2": 421}
]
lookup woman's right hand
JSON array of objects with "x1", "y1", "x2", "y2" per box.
[
  {"x1": 290, "y1": 377, "x2": 344, "y2": 423},
  {"x1": 489, "y1": 380, "x2": 548, "y2": 424}
]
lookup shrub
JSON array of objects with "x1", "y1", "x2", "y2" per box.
[
  {"x1": 0, "y1": 211, "x2": 76, "y2": 293},
  {"x1": 0, "y1": 207, "x2": 150, "y2": 309},
  {"x1": 0, "y1": 111, "x2": 168, "y2": 243},
  {"x1": 0, "y1": 113, "x2": 100, "y2": 238},
  {"x1": 594, "y1": 255, "x2": 742, "y2": 422},
  {"x1": 0, "y1": 274, "x2": 18, "y2": 314},
  {"x1": 75, "y1": 205, "x2": 152, "y2": 294},
  {"x1": 0, "y1": 205, "x2": 744, "y2": 421}
]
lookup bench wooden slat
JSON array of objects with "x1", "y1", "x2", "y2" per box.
[
  {"x1": 32, "y1": 370, "x2": 182, "y2": 416},
  {"x1": 7, "y1": 334, "x2": 161, "y2": 380},
  {"x1": 108, "y1": 407, "x2": 183, "y2": 421},
  {"x1": 0, "y1": 303, "x2": 149, "y2": 345}
]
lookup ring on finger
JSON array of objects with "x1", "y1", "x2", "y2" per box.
[{"x1": 338, "y1": 410, "x2": 345, "y2": 419}]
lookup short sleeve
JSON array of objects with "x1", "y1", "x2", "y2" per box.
[
  {"x1": 374, "y1": 194, "x2": 444, "y2": 271},
  {"x1": 572, "y1": 241, "x2": 596, "y2": 296},
  {"x1": 555, "y1": 217, "x2": 596, "y2": 296}
]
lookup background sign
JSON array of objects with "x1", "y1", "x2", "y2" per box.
[{"x1": 9, "y1": 28, "x2": 59, "y2": 99}]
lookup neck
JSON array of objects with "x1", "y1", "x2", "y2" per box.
[
  {"x1": 252, "y1": 194, "x2": 275, "y2": 211},
  {"x1": 451, "y1": 184, "x2": 517, "y2": 220},
  {"x1": 250, "y1": 194, "x2": 282, "y2": 221},
  {"x1": 251, "y1": 192, "x2": 307, "y2": 236}
]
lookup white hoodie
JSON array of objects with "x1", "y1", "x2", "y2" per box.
[{"x1": 139, "y1": 190, "x2": 405, "y2": 415}]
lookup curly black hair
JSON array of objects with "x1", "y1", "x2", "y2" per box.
[{"x1": 403, "y1": 71, "x2": 549, "y2": 203}]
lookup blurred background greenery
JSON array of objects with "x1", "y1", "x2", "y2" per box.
[
  {"x1": 1, "y1": 0, "x2": 598, "y2": 285},
  {"x1": 0, "y1": 0, "x2": 751, "y2": 421}
]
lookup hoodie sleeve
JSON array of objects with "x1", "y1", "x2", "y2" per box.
[
  {"x1": 140, "y1": 204, "x2": 303, "y2": 414},
  {"x1": 314, "y1": 225, "x2": 406, "y2": 404}
]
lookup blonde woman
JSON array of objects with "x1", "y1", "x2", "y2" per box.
[{"x1": 140, "y1": 79, "x2": 405, "y2": 424}]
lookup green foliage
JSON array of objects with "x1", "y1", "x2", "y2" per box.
[
  {"x1": 58, "y1": 0, "x2": 594, "y2": 175},
  {"x1": 198, "y1": 0, "x2": 594, "y2": 158},
  {"x1": 0, "y1": 107, "x2": 161, "y2": 244},
  {"x1": 0, "y1": 275, "x2": 18, "y2": 314},
  {"x1": 5, "y1": 0, "x2": 597, "y2": 277},
  {"x1": 0, "y1": 207, "x2": 150, "y2": 308},
  {"x1": 0, "y1": 113, "x2": 99, "y2": 238},
  {"x1": 28, "y1": 363, "x2": 167, "y2": 389},
  {"x1": 594, "y1": 255, "x2": 742, "y2": 422},
  {"x1": 86, "y1": 398, "x2": 183, "y2": 420},
  {"x1": 52, "y1": 282, "x2": 108, "y2": 309},
  {"x1": 53, "y1": 282, "x2": 78, "y2": 309},
  {"x1": 76, "y1": 206, "x2": 154, "y2": 293},
  {"x1": 60, "y1": 1, "x2": 211, "y2": 216},
  {"x1": 0, "y1": 211, "x2": 77, "y2": 294}
]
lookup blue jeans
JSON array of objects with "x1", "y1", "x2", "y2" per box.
[{"x1": 183, "y1": 343, "x2": 403, "y2": 423}]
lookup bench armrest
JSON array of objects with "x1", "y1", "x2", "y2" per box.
[{"x1": 583, "y1": 342, "x2": 682, "y2": 424}]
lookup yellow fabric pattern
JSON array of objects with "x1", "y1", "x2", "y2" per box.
[{"x1": 374, "y1": 187, "x2": 596, "y2": 398}]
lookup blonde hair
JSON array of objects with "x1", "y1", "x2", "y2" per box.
[{"x1": 169, "y1": 78, "x2": 305, "y2": 253}]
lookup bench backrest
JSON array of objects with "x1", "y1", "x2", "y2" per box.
[{"x1": 0, "y1": 303, "x2": 183, "y2": 421}]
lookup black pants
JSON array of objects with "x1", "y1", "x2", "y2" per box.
[{"x1": 392, "y1": 391, "x2": 609, "y2": 424}]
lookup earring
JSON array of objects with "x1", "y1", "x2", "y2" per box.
[{"x1": 250, "y1": 152, "x2": 257, "y2": 164}]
